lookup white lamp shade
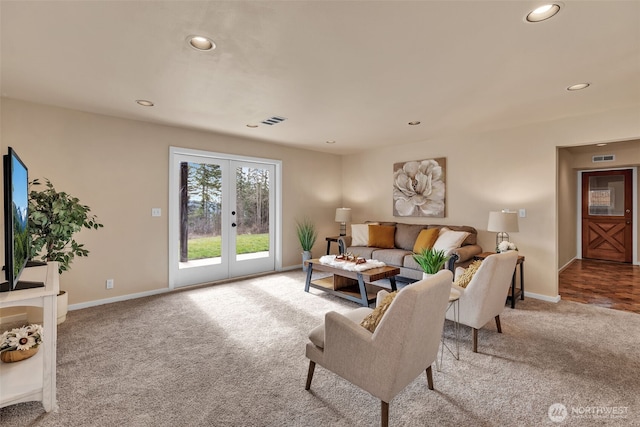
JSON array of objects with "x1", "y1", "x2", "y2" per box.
[
  {"x1": 487, "y1": 211, "x2": 519, "y2": 232},
  {"x1": 335, "y1": 208, "x2": 352, "y2": 223}
]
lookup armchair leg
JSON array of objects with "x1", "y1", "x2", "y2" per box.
[
  {"x1": 381, "y1": 401, "x2": 389, "y2": 427},
  {"x1": 425, "y1": 365, "x2": 434, "y2": 390},
  {"x1": 495, "y1": 315, "x2": 502, "y2": 333},
  {"x1": 305, "y1": 361, "x2": 316, "y2": 390},
  {"x1": 473, "y1": 328, "x2": 478, "y2": 353}
]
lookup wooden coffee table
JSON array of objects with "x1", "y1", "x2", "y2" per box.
[{"x1": 304, "y1": 258, "x2": 400, "y2": 307}]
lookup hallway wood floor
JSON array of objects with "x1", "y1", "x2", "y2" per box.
[{"x1": 559, "y1": 259, "x2": 640, "y2": 314}]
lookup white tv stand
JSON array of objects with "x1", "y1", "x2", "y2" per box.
[{"x1": 0, "y1": 262, "x2": 59, "y2": 412}]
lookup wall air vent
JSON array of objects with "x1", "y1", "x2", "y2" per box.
[
  {"x1": 592, "y1": 154, "x2": 615, "y2": 163},
  {"x1": 261, "y1": 116, "x2": 287, "y2": 126}
]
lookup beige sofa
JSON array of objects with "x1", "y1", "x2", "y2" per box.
[{"x1": 338, "y1": 222, "x2": 482, "y2": 281}]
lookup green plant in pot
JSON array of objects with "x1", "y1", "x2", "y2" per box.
[
  {"x1": 296, "y1": 218, "x2": 317, "y2": 272},
  {"x1": 413, "y1": 248, "x2": 449, "y2": 277},
  {"x1": 27, "y1": 178, "x2": 104, "y2": 324}
]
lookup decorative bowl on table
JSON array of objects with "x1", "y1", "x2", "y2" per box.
[{"x1": 0, "y1": 324, "x2": 43, "y2": 363}]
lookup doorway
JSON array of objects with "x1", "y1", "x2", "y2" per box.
[
  {"x1": 169, "y1": 147, "x2": 281, "y2": 288},
  {"x1": 581, "y1": 169, "x2": 633, "y2": 263}
]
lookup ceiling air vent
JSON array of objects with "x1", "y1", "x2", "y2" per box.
[
  {"x1": 261, "y1": 116, "x2": 287, "y2": 126},
  {"x1": 592, "y1": 154, "x2": 615, "y2": 163}
]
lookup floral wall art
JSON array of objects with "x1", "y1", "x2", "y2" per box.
[{"x1": 392, "y1": 158, "x2": 446, "y2": 218}]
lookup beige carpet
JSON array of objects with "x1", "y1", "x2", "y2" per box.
[{"x1": 1, "y1": 270, "x2": 639, "y2": 426}]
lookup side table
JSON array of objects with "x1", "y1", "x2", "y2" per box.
[
  {"x1": 474, "y1": 251, "x2": 525, "y2": 308},
  {"x1": 438, "y1": 287, "x2": 461, "y2": 371},
  {"x1": 325, "y1": 236, "x2": 342, "y2": 255}
]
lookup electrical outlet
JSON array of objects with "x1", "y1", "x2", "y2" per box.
[{"x1": 106, "y1": 279, "x2": 114, "y2": 289}]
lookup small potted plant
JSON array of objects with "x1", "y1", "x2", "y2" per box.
[
  {"x1": 296, "y1": 218, "x2": 317, "y2": 272},
  {"x1": 413, "y1": 248, "x2": 449, "y2": 278},
  {"x1": 27, "y1": 178, "x2": 104, "y2": 323}
]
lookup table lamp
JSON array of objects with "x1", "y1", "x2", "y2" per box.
[
  {"x1": 335, "y1": 208, "x2": 352, "y2": 236},
  {"x1": 487, "y1": 211, "x2": 519, "y2": 249}
]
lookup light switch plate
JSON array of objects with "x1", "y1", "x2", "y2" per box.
[
  {"x1": 519, "y1": 208, "x2": 526, "y2": 218},
  {"x1": 152, "y1": 208, "x2": 161, "y2": 217}
]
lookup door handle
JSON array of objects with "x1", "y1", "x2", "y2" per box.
[{"x1": 232, "y1": 222, "x2": 237, "y2": 227}]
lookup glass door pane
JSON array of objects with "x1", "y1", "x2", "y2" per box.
[
  {"x1": 180, "y1": 161, "x2": 223, "y2": 266},
  {"x1": 588, "y1": 174, "x2": 626, "y2": 216},
  {"x1": 229, "y1": 161, "x2": 275, "y2": 277}
]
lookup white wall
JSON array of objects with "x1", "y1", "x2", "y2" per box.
[
  {"x1": 1, "y1": 98, "x2": 639, "y2": 305},
  {"x1": 341, "y1": 106, "x2": 640, "y2": 299},
  {"x1": 1, "y1": 98, "x2": 342, "y2": 305}
]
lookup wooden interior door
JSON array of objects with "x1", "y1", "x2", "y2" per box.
[{"x1": 581, "y1": 169, "x2": 633, "y2": 263}]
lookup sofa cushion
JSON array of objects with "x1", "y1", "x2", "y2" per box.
[
  {"x1": 413, "y1": 228, "x2": 440, "y2": 253},
  {"x1": 394, "y1": 223, "x2": 426, "y2": 251},
  {"x1": 368, "y1": 224, "x2": 396, "y2": 249},
  {"x1": 347, "y1": 246, "x2": 376, "y2": 259},
  {"x1": 433, "y1": 227, "x2": 470, "y2": 256},
  {"x1": 371, "y1": 248, "x2": 412, "y2": 266}
]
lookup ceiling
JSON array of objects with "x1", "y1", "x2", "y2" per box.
[{"x1": 1, "y1": 1, "x2": 639, "y2": 155}]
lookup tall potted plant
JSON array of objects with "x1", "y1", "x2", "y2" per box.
[
  {"x1": 296, "y1": 218, "x2": 317, "y2": 272},
  {"x1": 27, "y1": 178, "x2": 104, "y2": 323},
  {"x1": 413, "y1": 248, "x2": 449, "y2": 278}
]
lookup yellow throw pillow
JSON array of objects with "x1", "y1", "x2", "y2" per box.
[
  {"x1": 368, "y1": 224, "x2": 396, "y2": 249},
  {"x1": 360, "y1": 291, "x2": 398, "y2": 332},
  {"x1": 413, "y1": 228, "x2": 440, "y2": 253},
  {"x1": 454, "y1": 260, "x2": 483, "y2": 288}
]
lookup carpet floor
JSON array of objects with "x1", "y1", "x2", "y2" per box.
[{"x1": 1, "y1": 270, "x2": 639, "y2": 426}]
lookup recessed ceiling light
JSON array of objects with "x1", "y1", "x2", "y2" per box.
[
  {"x1": 326, "y1": 140, "x2": 336, "y2": 144},
  {"x1": 188, "y1": 35, "x2": 216, "y2": 51},
  {"x1": 596, "y1": 143, "x2": 607, "y2": 147},
  {"x1": 408, "y1": 121, "x2": 421, "y2": 126},
  {"x1": 246, "y1": 124, "x2": 258, "y2": 128},
  {"x1": 567, "y1": 83, "x2": 590, "y2": 91},
  {"x1": 136, "y1": 100, "x2": 154, "y2": 107},
  {"x1": 526, "y1": 4, "x2": 561, "y2": 22}
]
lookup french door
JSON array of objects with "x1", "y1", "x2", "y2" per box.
[
  {"x1": 581, "y1": 169, "x2": 633, "y2": 263},
  {"x1": 169, "y1": 147, "x2": 280, "y2": 288}
]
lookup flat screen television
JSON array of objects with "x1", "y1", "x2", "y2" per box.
[{"x1": 1, "y1": 147, "x2": 43, "y2": 292}]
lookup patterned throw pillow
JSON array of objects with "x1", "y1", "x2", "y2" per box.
[
  {"x1": 360, "y1": 291, "x2": 398, "y2": 332},
  {"x1": 454, "y1": 260, "x2": 483, "y2": 288}
]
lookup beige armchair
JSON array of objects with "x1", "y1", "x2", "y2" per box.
[
  {"x1": 305, "y1": 270, "x2": 452, "y2": 427},
  {"x1": 446, "y1": 251, "x2": 518, "y2": 352}
]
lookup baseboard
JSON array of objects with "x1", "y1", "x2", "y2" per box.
[
  {"x1": 558, "y1": 257, "x2": 576, "y2": 273},
  {"x1": 69, "y1": 288, "x2": 171, "y2": 311},
  {"x1": 524, "y1": 291, "x2": 561, "y2": 303}
]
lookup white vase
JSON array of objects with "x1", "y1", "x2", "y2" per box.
[
  {"x1": 302, "y1": 251, "x2": 312, "y2": 272},
  {"x1": 422, "y1": 272, "x2": 435, "y2": 280},
  {"x1": 26, "y1": 290, "x2": 68, "y2": 325}
]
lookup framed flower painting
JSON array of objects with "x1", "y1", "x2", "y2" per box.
[{"x1": 392, "y1": 157, "x2": 446, "y2": 218}]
